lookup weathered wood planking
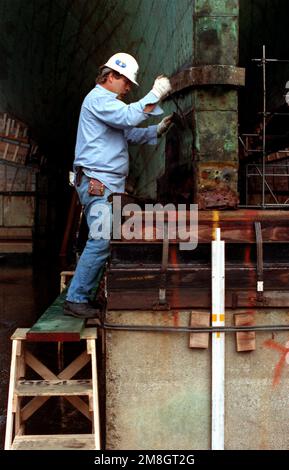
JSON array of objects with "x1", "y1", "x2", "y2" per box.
[
  {"x1": 16, "y1": 379, "x2": 92, "y2": 396},
  {"x1": 107, "y1": 289, "x2": 289, "y2": 309},
  {"x1": 11, "y1": 434, "x2": 95, "y2": 450},
  {"x1": 108, "y1": 265, "x2": 289, "y2": 289},
  {"x1": 111, "y1": 209, "x2": 289, "y2": 244}
]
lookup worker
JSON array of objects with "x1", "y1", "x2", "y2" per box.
[{"x1": 63, "y1": 52, "x2": 172, "y2": 319}]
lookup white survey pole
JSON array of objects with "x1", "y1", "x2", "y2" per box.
[{"x1": 211, "y1": 227, "x2": 225, "y2": 450}]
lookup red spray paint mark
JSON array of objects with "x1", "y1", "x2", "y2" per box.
[
  {"x1": 263, "y1": 339, "x2": 289, "y2": 386},
  {"x1": 172, "y1": 310, "x2": 179, "y2": 328}
]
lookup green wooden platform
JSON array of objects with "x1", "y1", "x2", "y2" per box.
[
  {"x1": 26, "y1": 289, "x2": 86, "y2": 342},
  {"x1": 26, "y1": 268, "x2": 104, "y2": 342}
]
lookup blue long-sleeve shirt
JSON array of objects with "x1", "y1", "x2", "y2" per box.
[{"x1": 74, "y1": 84, "x2": 163, "y2": 192}]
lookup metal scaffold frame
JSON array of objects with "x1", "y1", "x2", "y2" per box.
[{"x1": 242, "y1": 45, "x2": 289, "y2": 207}]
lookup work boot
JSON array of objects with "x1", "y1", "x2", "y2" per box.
[
  {"x1": 88, "y1": 298, "x2": 106, "y2": 310},
  {"x1": 63, "y1": 300, "x2": 100, "y2": 320}
]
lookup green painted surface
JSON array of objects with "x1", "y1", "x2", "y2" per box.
[
  {"x1": 195, "y1": 110, "x2": 238, "y2": 161},
  {"x1": 28, "y1": 289, "x2": 85, "y2": 336},
  {"x1": 194, "y1": 17, "x2": 238, "y2": 65},
  {"x1": 127, "y1": 0, "x2": 194, "y2": 198},
  {"x1": 195, "y1": 88, "x2": 238, "y2": 111},
  {"x1": 195, "y1": 0, "x2": 239, "y2": 15},
  {"x1": 28, "y1": 268, "x2": 103, "y2": 337}
]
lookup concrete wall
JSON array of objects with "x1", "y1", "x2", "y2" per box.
[{"x1": 106, "y1": 308, "x2": 289, "y2": 449}]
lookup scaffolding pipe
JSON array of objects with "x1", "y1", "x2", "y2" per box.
[
  {"x1": 211, "y1": 228, "x2": 225, "y2": 450},
  {"x1": 262, "y1": 45, "x2": 266, "y2": 207},
  {"x1": 250, "y1": 46, "x2": 289, "y2": 207}
]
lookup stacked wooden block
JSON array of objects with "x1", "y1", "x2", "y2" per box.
[
  {"x1": 0, "y1": 113, "x2": 37, "y2": 166},
  {"x1": 0, "y1": 113, "x2": 40, "y2": 252}
]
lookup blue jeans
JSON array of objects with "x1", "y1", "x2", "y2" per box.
[{"x1": 66, "y1": 174, "x2": 112, "y2": 303}]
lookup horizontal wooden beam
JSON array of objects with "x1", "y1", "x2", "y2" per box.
[
  {"x1": 107, "y1": 265, "x2": 289, "y2": 290},
  {"x1": 0, "y1": 227, "x2": 32, "y2": 238},
  {"x1": 110, "y1": 209, "x2": 289, "y2": 244},
  {"x1": 107, "y1": 289, "x2": 289, "y2": 310},
  {"x1": 0, "y1": 241, "x2": 32, "y2": 253}
]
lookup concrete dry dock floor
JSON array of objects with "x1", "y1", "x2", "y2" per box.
[{"x1": 0, "y1": 256, "x2": 66, "y2": 449}]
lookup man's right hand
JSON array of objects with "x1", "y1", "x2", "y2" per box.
[{"x1": 151, "y1": 75, "x2": 172, "y2": 100}]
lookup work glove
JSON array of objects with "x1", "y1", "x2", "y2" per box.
[
  {"x1": 151, "y1": 75, "x2": 172, "y2": 100},
  {"x1": 157, "y1": 114, "x2": 173, "y2": 137}
]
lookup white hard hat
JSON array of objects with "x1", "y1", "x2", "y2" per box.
[{"x1": 104, "y1": 52, "x2": 139, "y2": 86}]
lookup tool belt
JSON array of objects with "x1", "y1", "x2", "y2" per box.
[{"x1": 75, "y1": 167, "x2": 105, "y2": 196}]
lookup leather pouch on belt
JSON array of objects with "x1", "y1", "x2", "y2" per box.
[{"x1": 88, "y1": 178, "x2": 105, "y2": 196}]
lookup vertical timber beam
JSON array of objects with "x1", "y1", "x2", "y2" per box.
[{"x1": 193, "y1": 1, "x2": 239, "y2": 209}]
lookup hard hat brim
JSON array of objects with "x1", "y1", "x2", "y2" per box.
[
  {"x1": 131, "y1": 78, "x2": 139, "y2": 86},
  {"x1": 100, "y1": 64, "x2": 139, "y2": 86}
]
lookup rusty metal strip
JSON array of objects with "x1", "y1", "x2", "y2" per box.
[{"x1": 168, "y1": 65, "x2": 245, "y2": 96}]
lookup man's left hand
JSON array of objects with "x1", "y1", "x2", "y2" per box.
[{"x1": 157, "y1": 114, "x2": 173, "y2": 137}]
